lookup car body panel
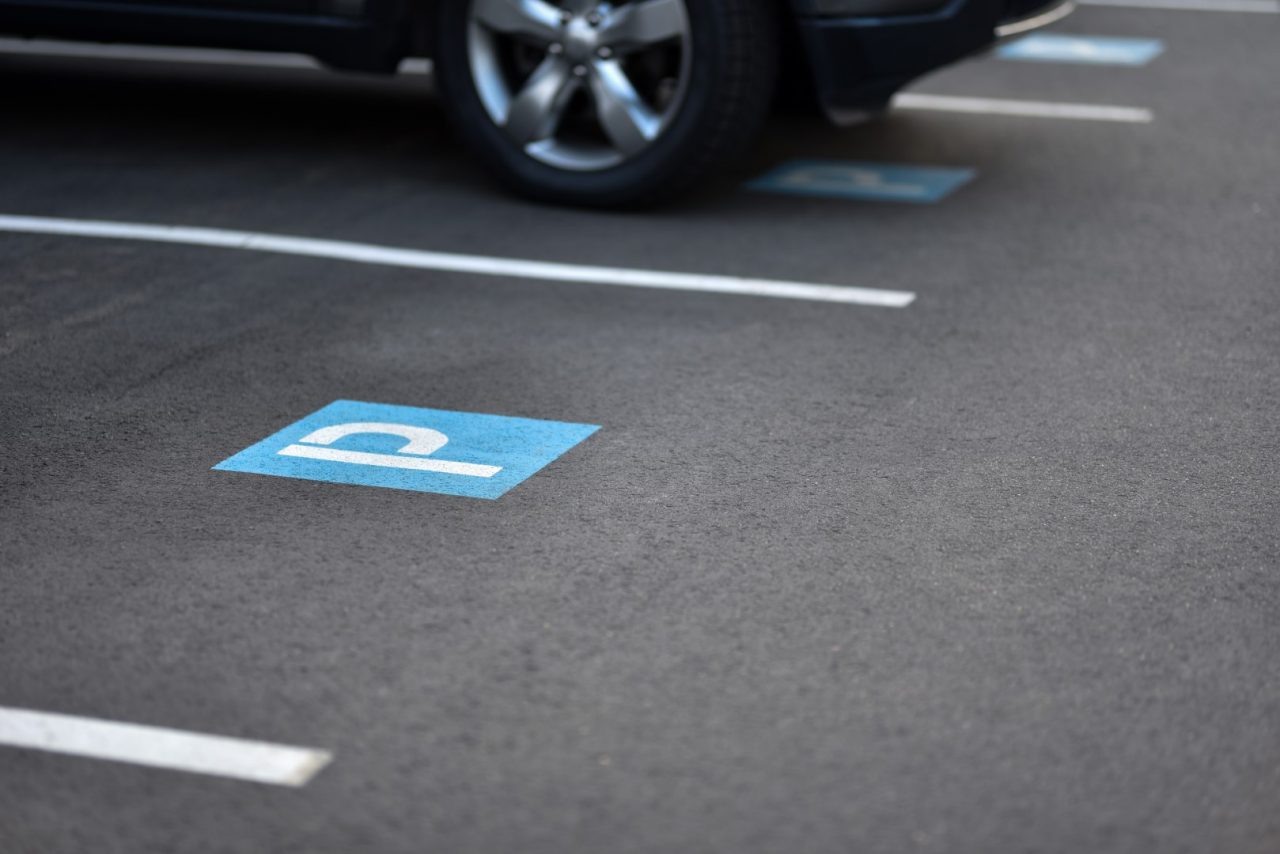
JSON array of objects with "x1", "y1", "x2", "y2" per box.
[
  {"x1": 791, "y1": 0, "x2": 1071, "y2": 119},
  {"x1": 0, "y1": 0, "x2": 1069, "y2": 113}
]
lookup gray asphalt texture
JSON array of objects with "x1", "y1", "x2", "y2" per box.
[{"x1": 2, "y1": 7, "x2": 1278, "y2": 853}]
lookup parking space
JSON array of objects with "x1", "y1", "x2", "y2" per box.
[{"x1": 2, "y1": 4, "x2": 1278, "y2": 852}]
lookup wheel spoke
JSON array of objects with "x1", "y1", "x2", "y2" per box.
[
  {"x1": 504, "y1": 57, "x2": 580, "y2": 145},
  {"x1": 467, "y1": 0, "x2": 690, "y2": 171},
  {"x1": 472, "y1": 0, "x2": 563, "y2": 44},
  {"x1": 600, "y1": 0, "x2": 687, "y2": 54},
  {"x1": 588, "y1": 59, "x2": 662, "y2": 156}
]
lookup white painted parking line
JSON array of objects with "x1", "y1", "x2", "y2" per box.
[
  {"x1": 0, "y1": 706, "x2": 332, "y2": 786},
  {"x1": 0, "y1": 214, "x2": 916, "y2": 308},
  {"x1": 895, "y1": 93, "x2": 1153, "y2": 123},
  {"x1": 1076, "y1": 0, "x2": 1277, "y2": 12}
]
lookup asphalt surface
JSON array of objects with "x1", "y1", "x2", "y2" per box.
[{"x1": 2, "y1": 6, "x2": 1278, "y2": 853}]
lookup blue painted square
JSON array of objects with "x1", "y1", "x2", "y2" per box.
[
  {"x1": 997, "y1": 34, "x2": 1164, "y2": 66},
  {"x1": 747, "y1": 160, "x2": 975, "y2": 203},
  {"x1": 214, "y1": 400, "x2": 600, "y2": 499}
]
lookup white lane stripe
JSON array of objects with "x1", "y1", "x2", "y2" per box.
[
  {"x1": 0, "y1": 706, "x2": 332, "y2": 786},
  {"x1": 895, "y1": 92, "x2": 1152, "y2": 123},
  {"x1": 0, "y1": 214, "x2": 916, "y2": 308},
  {"x1": 1076, "y1": 0, "x2": 1277, "y2": 11}
]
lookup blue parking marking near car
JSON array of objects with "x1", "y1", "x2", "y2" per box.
[
  {"x1": 747, "y1": 160, "x2": 975, "y2": 204},
  {"x1": 214, "y1": 400, "x2": 600, "y2": 499},
  {"x1": 997, "y1": 34, "x2": 1165, "y2": 66}
]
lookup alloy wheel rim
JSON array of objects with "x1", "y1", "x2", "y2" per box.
[{"x1": 467, "y1": 0, "x2": 693, "y2": 172}]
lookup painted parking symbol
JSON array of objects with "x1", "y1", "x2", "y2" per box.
[
  {"x1": 997, "y1": 34, "x2": 1165, "y2": 66},
  {"x1": 214, "y1": 400, "x2": 599, "y2": 499},
  {"x1": 747, "y1": 160, "x2": 975, "y2": 203}
]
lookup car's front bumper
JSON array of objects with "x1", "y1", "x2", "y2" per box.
[{"x1": 794, "y1": 0, "x2": 1074, "y2": 123}]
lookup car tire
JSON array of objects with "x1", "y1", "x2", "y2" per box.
[{"x1": 433, "y1": 0, "x2": 778, "y2": 207}]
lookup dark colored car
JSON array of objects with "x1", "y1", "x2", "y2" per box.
[{"x1": 0, "y1": 0, "x2": 1069, "y2": 205}]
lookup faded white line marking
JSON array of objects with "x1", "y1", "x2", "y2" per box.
[
  {"x1": 1076, "y1": 0, "x2": 1277, "y2": 11},
  {"x1": 0, "y1": 214, "x2": 916, "y2": 308},
  {"x1": 895, "y1": 93, "x2": 1153, "y2": 123},
  {"x1": 0, "y1": 706, "x2": 332, "y2": 786}
]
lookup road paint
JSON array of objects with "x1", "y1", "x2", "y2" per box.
[
  {"x1": 215, "y1": 400, "x2": 600, "y2": 499},
  {"x1": 997, "y1": 34, "x2": 1165, "y2": 65},
  {"x1": 0, "y1": 706, "x2": 331, "y2": 786},
  {"x1": 0, "y1": 214, "x2": 915, "y2": 308},
  {"x1": 1076, "y1": 0, "x2": 1277, "y2": 11},
  {"x1": 895, "y1": 93, "x2": 1153, "y2": 123},
  {"x1": 277, "y1": 422, "x2": 503, "y2": 478},
  {"x1": 748, "y1": 161, "x2": 975, "y2": 204}
]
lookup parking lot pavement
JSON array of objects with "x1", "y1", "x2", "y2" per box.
[{"x1": 2, "y1": 6, "x2": 1278, "y2": 853}]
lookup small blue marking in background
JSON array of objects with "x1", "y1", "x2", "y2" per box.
[
  {"x1": 214, "y1": 400, "x2": 599, "y2": 500},
  {"x1": 997, "y1": 34, "x2": 1165, "y2": 66},
  {"x1": 747, "y1": 160, "x2": 975, "y2": 204}
]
